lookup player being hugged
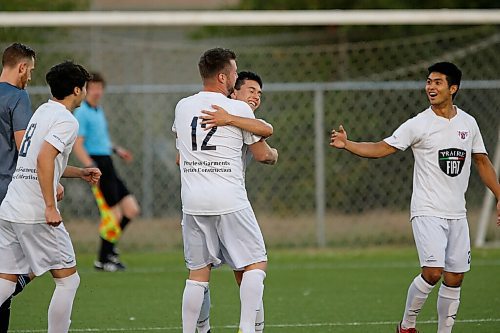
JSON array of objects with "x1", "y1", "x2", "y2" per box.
[
  {"x1": 0, "y1": 61, "x2": 100, "y2": 333},
  {"x1": 330, "y1": 62, "x2": 500, "y2": 333},
  {"x1": 173, "y1": 48, "x2": 278, "y2": 333},
  {"x1": 193, "y1": 71, "x2": 275, "y2": 333}
]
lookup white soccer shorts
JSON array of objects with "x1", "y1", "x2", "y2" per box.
[
  {"x1": 182, "y1": 207, "x2": 267, "y2": 271},
  {"x1": 0, "y1": 219, "x2": 76, "y2": 276},
  {"x1": 411, "y1": 216, "x2": 471, "y2": 273}
]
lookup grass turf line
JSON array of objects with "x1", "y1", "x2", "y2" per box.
[{"x1": 9, "y1": 247, "x2": 500, "y2": 333}]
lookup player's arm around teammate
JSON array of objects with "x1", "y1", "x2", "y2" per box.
[
  {"x1": 200, "y1": 105, "x2": 273, "y2": 138},
  {"x1": 248, "y1": 141, "x2": 278, "y2": 165},
  {"x1": 201, "y1": 70, "x2": 273, "y2": 138}
]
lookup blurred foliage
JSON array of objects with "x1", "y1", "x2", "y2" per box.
[
  {"x1": 192, "y1": 0, "x2": 498, "y2": 41},
  {"x1": 237, "y1": 0, "x2": 499, "y2": 10},
  {"x1": 0, "y1": 0, "x2": 88, "y2": 11},
  {"x1": 0, "y1": 0, "x2": 89, "y2": 43}
]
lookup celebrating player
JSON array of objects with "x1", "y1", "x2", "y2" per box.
[
  {"x1": 330, "y1": 62, "x2": 500, "y2": 333},
  {"x1": 0, "y1": 61, "x2": 100, "y2": 333},
  {"x1": 0, "y1": 42, "x2": 69, "y2": 333},
  {"x1": 195, "y1": 71, "x2": 273, "y2": 333},
  {"x1": 173, "y1": 48, "x2": 278, "y2": 333}
]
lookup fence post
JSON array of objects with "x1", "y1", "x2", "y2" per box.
[
  {"x1": 475, "y1": 126, "x2": 500, "y2": 247},
  {"x1": 314, "y1": 88, "x2": 326, "y2": 247},
  {"x1": 141, "y1": 57, "x2": 154, "y2": 218}
]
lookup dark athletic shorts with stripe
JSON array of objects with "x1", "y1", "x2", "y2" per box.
[{"x1": 91, "y1": 155, "x2": 131, "y2": 207}]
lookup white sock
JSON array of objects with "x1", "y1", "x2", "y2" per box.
[
  {"x1": 0, "y1": 278, "x2": 16, "y2": 304},
  {"x1": 182, "y1": 280, "x2": 208, "y2": 333},
  {"x1": 239, "y1": 269, "x2": 266, "y2": 333},
  {"x1": 48, "y1": 272, "x2": 80, "y2": 333},
  {"x1": 401, "y1": 275, "x2": 435, "y2": 329},
  {"x1": 255, "y1": 300, "x2": 264, "y2": 332},
  {"x1": 197, "y1": 286, "x2": 211, "y2": 333},
  {"x1": 437, "y1": 284, "x2": 461, "y2": 333}
]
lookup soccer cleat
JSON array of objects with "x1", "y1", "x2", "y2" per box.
[
  {"x1": 108, "y1": 254, "x2": 127, "y2": 270},
  {"x1": 94, "y1": 260, "x2": 124, "y2": 272},
  {"x1": 396, "y1": 321, "x2": 419, "y2": 333}
]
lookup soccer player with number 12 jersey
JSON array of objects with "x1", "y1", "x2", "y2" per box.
[{"x1": 173, "y1": 48, "x2": 278, "y2": 333}]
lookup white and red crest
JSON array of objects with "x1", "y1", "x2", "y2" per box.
[{"x1": 457, "y1": 130, "x2": 469, "y2": 140}]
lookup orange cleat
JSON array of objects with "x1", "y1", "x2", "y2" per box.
[{"x1": 396, "y1": 321, "x2": 419, "y2": 333}]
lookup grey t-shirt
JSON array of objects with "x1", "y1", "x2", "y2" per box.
[{"x1": 0, "y1": 82, "x2": 32, "y2": 201}]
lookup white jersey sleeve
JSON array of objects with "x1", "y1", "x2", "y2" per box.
[
  {"x1": 258, "y1": 119, "x2": 273, "y2": 131},
  {"x1": 383, "y1": 116, "x2": 420, "y2": 151},
  {"x1": 45, "y1": 118, "x2": 79, "y2": 153},
  {"x1": 470, "y1": 118, "x2": 487, "y2": 154},
  {"x1": 232, "y1": 102, "x2": 262, "y2": 145}
]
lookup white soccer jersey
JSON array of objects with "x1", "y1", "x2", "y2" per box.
[
  {"x1": 241, "y1": 119, "x2": 272, "y2": 177},
  {"x1": 173, "y1": 91, "x2": 261, "y2": 215},
  {"x1": 0, "y1": 100, "x2": 79, "y2": 223},
  {"x1": 384, "y1": 106, "x2": 487, "y2": 219}
]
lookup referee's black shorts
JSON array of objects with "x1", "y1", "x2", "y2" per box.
[{"x1": 91, "y1": 155, "x2": 131, "y2": 207}]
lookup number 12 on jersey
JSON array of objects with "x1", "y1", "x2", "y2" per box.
[{"x1": 191, "y1": 116, "x2": 217, "y2": 151}]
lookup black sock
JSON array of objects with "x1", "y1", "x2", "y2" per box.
[
  {"x1": 120, "y1": 216, "x2": 131, "y2": 231},
  {"x1": 12, "y1": 275, "x2": 31, "y2": 297},
  {"x1": 99, "y1": 237, "x2": 115, "y2": 262},
  {"x1": 0, "y1": 297, "x2": 12, "y2": 333},
  {"x1": 0, "y1": 274, "x2": 32, "y2": 333}
]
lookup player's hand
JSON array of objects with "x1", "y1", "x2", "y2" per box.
[
  {"x1": 330, "y1": 125, "x2": 348, "y2": 149},
  {"x1": 81, "y1": 167, "x2": 101, "y2": 185},
  {"x1": 45, "y1": 206, "x2": 63, "y2": 227},
  {"x1": 270, "y1": 148, "x2": 278, "y2": 165},
  {"x1": 200, "y1": 105, "x2": 231, "y2": 129},
  {"x1": 56, "y1": 183, "x2": 65, "y2": 202},
  {"x1": 115, "y1": 146, "x2": 133, "y2": 163}
]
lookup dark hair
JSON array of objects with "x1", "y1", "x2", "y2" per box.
[
  {"x1": 198, "y1": 48, "x2": 236, "y2": 80},
  {"x1": 235, "y1": 71, "x2": 263, "y2": 90},
  {"x1": 2, "y1": 43, "x2": 36, "y2": 67},
  {"x1": 89, "y1": 72, "x2": 106, "y2": 86},
  {"x1": 428, "y1": 62, "x2": 462, "y2": 99},
  {"x1": 46, "y1": 61, "x2": 91, "y2": 100}
]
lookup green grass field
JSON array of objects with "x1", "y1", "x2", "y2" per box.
[{"x1": 9, "y1": 247, "x2": 500, "y2": 333}]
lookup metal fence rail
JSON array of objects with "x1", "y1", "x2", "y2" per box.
[
  {"x1": 26, "y1": 80, "x2": 499, "y2": 247},
  {"x1": 3, "y1": 24, "x2": 499, "y2": 247}
]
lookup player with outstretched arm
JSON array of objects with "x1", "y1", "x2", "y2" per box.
[{"x1": 330, "y1": 62, "x2": 500, "y2": 333}]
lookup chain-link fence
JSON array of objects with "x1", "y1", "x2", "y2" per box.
[{"x1": 3, "y1": 25, "x2": 499, "y2": 248}]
